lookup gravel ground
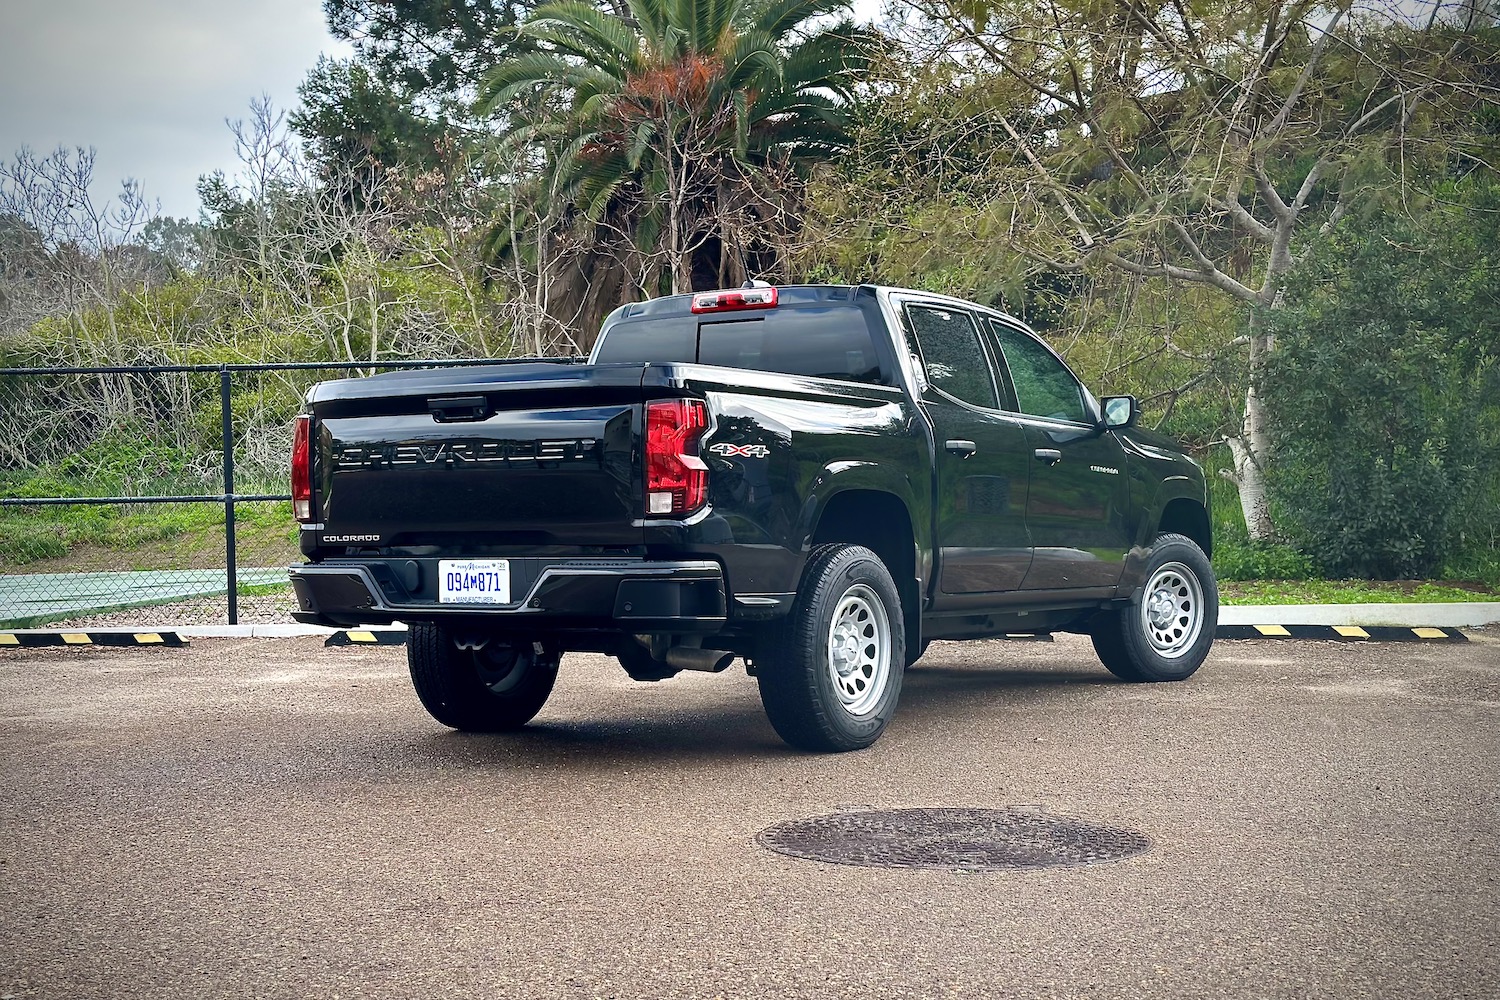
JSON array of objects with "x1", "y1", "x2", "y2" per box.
[{"x1": 2, "y1": 633, "x2": 1497, "y2": 999}]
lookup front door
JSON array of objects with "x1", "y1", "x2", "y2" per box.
[{"x1": 984, "y1": 319, "x2": 1131, "y2": 591}]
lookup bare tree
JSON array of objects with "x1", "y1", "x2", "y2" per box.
[{"x1": 0, "y1": 146, "x2": 156, "y2": 349}]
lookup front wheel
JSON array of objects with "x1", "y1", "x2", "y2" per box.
[
  {"x1": 756, "y1": 544, "x2": 905, "y2": 752},
  {"x1": 407, "y1": 624, "x2": 559, "y2": 731},
  {"x1": 1091, "y1": 533, "x2": 1218, "y2": 682}
]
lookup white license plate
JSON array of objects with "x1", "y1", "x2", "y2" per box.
[{"x1": 438, "y1": 560, "x2": 512, "y2": 604}]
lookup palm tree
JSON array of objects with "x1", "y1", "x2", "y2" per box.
[{"x1": 479, "y1": 0, "x2": 875, "y2": 321}]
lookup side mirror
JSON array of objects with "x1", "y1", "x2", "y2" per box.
[{"x1": 1101, "y1": 395, "x2": 1140, "y2": 430}]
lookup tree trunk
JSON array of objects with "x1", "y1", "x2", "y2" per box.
[
  {"x1": 1231, "y1": 310, "x2": 1277, "y2": 541},
  {"x1": 665, "y1": 149, "x2": 686, "y2": 295},
  {"x1": 1227, "y1": 433, "x2": 1273, "y2": 541}
]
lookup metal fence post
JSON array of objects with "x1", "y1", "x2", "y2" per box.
[{"x1": 220, "y1": 366, "x2": 237, "y2": 625}]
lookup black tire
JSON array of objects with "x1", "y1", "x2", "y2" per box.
[
  {"x1": 1091, "y1": 532, "x2": 1218, "y2": 682},
  {"x1": 407, "y1": 624, "x2": 559, "y2": 731},
  {"x1": 756, "y1": 544, "x2": 906, "y2": 752}
]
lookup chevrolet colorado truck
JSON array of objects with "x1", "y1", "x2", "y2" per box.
[{"x1": 289, "y1": 284, "x2": 1217, "y2": 752}]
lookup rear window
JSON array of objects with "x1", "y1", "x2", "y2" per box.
[
  {"x1": 593, "y1": 317, "x2": 697, "y2": 365},
  {"x1": 596, "y1": 305, "x2": 885, "y2": 384}
]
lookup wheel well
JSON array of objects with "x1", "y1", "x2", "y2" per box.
[
  {"x1": 811, "y1": 490, "x2": 920, "y2": 654},
  {"x1": 1158, "y1": 498, "x2": 1211, "y2": 557}
]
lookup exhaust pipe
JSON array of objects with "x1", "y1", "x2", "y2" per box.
[{"x1": 663, "y1": 646, "x2": 735, "y2": 673}]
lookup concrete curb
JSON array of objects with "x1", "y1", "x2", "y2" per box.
[
  {"x1": 2, "y1": 603, "x2": 1495, "y2": 648},
  {"x1": 0, "y1": 624, "x2": 407, "y2": 639},
  {"x1": 1216, "y1": 624, "x2": 1467, "y2": 643},
  {"x1": 0, "y1": 602, "x2": 1494, "y2": 650},
  {"x1": 1218, "y1": 602, "x2": 1500, "y2": 628}
]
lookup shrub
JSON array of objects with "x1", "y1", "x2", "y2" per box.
[
  {"x1": 1262, "y1": 189, "x2": 1500, "y2": 580},
  {"x1": 1213, "y1": 540, "x2": 1316, "y2": 581}
]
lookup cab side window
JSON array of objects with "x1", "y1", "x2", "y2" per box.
[
  {"x1": 989, "y1": 321, "x2": 1087, "y2": 423},
  {"x1": 905, "y1": 305, "x2": 998, "y2": 409}
]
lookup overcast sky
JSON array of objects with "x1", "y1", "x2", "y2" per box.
[{"x1": 0, "y1": 0, "x2": 351, "y2": 220}]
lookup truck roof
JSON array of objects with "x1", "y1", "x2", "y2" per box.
[{"x1": 600, "y1": 283, "x2": 1027, "y2": 329}]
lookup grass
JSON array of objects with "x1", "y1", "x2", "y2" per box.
[
  {"x1": 1221, "y1": 579, "x2": 1500, "y2": 605},
  {"x1": 0, "y1": 500, "x2": 299, "y2": 573},
  {"x1": 238, "y1": 581, "x2": 292, "y2": 597}
]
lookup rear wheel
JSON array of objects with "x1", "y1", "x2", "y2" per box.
[
  {"x1": 407, "y1": 624, "x2": 559, "y2": 731},
  {"x1": 756, "y1": 544, "x2": 905, "y2": 752},
  {"x1": 1091, "y1": 533, "x2": 1217, "y2": 682}
]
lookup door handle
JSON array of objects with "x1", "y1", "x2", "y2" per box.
[
  {"x1": 945, "y1": 439, "x2": 977, "y2": 458},
  {"x1": 1034, "y1": 448, "x2": 1063, "y2": 465}
]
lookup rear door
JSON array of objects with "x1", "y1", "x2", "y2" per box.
[
  {"x1": 982, "y1": 318, "x2": 1131, "y2": 590},
  {"x1": 901, "y1": 301, "x2": 1033, "y2": 602}
]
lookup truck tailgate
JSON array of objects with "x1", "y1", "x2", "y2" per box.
[{"x1": 308, "y1": 362, "x2": 644, "y2": 548}]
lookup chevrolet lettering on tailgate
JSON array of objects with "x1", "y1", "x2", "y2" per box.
[{"x1": 335, "y1": 439, "x2": 598, "y2": 469}]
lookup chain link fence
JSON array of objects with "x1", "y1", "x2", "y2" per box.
[{"x1": 0, "y1": 359, "x2": 499, "y2": 627}]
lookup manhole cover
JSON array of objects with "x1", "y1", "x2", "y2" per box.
[{"x1": 757, "y1": 807, "x2": 1151, "y2": 871}]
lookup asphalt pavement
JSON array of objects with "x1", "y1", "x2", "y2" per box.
[{"x1": 1, "y1": 633, "x2": 1496, "y2": 999}]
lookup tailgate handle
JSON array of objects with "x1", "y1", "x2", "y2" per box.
[{"x1": 428, "y1": 395, "x2": 490, "y2": 423}]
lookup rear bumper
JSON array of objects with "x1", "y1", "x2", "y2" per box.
[{"x1": 288, "y1": 557, "x2": 727, "y2": 631}]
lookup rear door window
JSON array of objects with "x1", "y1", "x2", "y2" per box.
[{"x1": 904, "y1": 304, "x2": 999, "y2": 409}]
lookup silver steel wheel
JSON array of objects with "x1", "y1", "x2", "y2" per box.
[
  {"x1": 1140, "y1": 561, "x2": 1204, "y2": 658},
  {"x1": 826, "y1": 583, "x2": 892, "y2": 716}
]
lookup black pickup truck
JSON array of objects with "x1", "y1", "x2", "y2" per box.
[{"x1": 289, "y1": 284, "x2": 1217, "y2": 752}]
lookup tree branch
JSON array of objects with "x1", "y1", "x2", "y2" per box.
[
  {"x1": 1266, "y1": 4, "x2": 1345, "y2": 136},
  {"x1": 1208, "y1": 193, "x2": 1274, "y2": 241},
  {"x1": 1253, "y1": 151, "x2": 1293, "y2": 222},
  {"x1": 1290, "y1": 157, "x2": 1327, "y2": 213},
  {"x1": 999, "y1": 116, "x2": 1095, "y2": 248},
  {"x1": 1091, "y1": 245, "x2": 1256, "y2": 301}
]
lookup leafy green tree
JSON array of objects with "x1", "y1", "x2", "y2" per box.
[
  {"x1": 876, "y1": 0, "x2": 1500, "y2": 540},
  {"x1": 290, "y1": 57, "x2": 459, "y2": 181},
  {"x1": 323, "y1": 0, "x2": 535, "y2": 101},
  {"x1": 478, "y1": 0, "x2": 877, "y2": 311},
  {"x1": 1262, "y1": 183, "x2": 1500, "y2": 578}
]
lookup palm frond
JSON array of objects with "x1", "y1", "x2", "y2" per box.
[
  {"x1": 527, "y1": 1, "x2": 644, "y2": 77},
  {"x1": 720, "y1": 29, "x2": 784, "y2": 92},
  {"x1": 753, "y1": 0, "x2": 854, "y2": 42},
  {"x1": 781, "y1": 23, "x2": 879, "y2": 98}
]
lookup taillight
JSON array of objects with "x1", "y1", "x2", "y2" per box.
[
  {"x1": 645, "y1": 399, "x2": 708, "y2": 516},
  {"x1": 690, "y1": 286, "x2": 777, "y2": 313},
  {"x1": 291, "y1": 414, "x2": 312, "y2": 522}
]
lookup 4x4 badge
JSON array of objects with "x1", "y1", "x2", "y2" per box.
[{"x1": 710, "y1": 443, "x2": 770, "y2": 459}]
